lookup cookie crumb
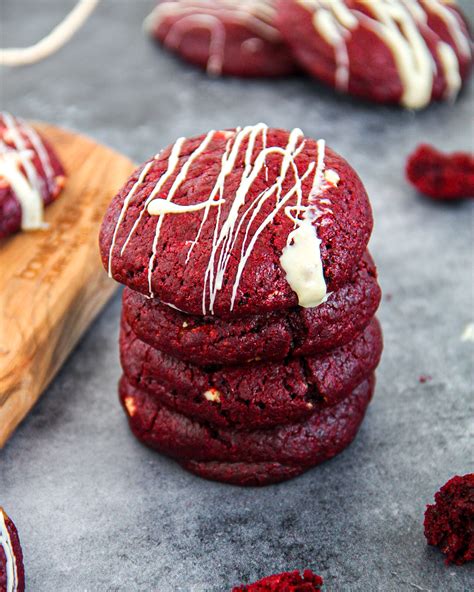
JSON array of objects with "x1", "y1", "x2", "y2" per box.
[
  {"x1": 461, "y1": 323, "x2": 474, "y2": 342},
  {"x1": 232, "y1": 569, "x2": 323, "y2": 591},
  {"x1": 419, "y1": 375, "x2": 432, "y2": 384},
  {"x1": 406, "y1": 144, "x2": 474, "y2": 200},
  {"x1": 424, "y1": 474, "x2": 474, "y2": 565}
]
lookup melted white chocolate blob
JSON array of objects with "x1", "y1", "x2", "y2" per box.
[{"x1": 280, "y1": 217, "x2": 327, "y2": 308}]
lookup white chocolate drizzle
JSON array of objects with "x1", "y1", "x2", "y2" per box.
[
  {"x1": 144, "y1": 0, "x2": 282, "y2": 75},
  {"x1": 297, "y1": 0, "x2": 471, "y2": 109},
  {"x1": 0, "y1": 112, "x2": 58, "y2": 230},
  {"x1": 148, "y1": 197, "x2": 225, "y2": 215},
  {"x1": 109, "y1": 124, "x2": 335, "y2": 314},
  {"x1": 0, "y1": 152, "x2": 44, "y2": 230},
  {"x1": 0, "y1": 0, "x2": 100, "y2": 66},
  {"x1": 0, "y1": 509, "x2": 18, "y2": 592},
  {"x1": 280, "y1": 140, "x2": 337, "y2": 307}
]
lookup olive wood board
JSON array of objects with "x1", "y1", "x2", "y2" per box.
[{"x1": 0, "y1": 123, "x2": 135, "y2": 446}]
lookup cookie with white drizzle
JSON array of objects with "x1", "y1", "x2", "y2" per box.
[
  {"x1": 119, "y1": 374, "x2": 375, "y2": 486},
  {"x1": 145, "y1": 0, "x2": 296, "y2": 77},
  {"x1": 120, "y1": 315, "x2": 382, "y2": 430},
  {"x1": 0, "y1": 112, "x2": 66, "y2": 239},
  {"x1": 100, "y1": 124, "x2": 373, "y2": 317},
  {"x1": 0, "y1": 508, "x2": 25, "y2": 592},
  {"x1": 122, "y1": 250, "x2": 381, "y2": 366},
  {"x1": 277, "y1": 0, "x2": 472, "y2": 109}
]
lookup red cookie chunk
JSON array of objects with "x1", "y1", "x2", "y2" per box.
[
  {"x1": 120, "y1": 316, "x2": 382, "y2": 430},
  {"x1": 119, "y1": 375, "x2": 374, "y2": 486},
  {"x1": 0, "y1": 112, "x2": 65, "y2": 239},
  {"x1": 122, "y1": 251, "x2": 381, "y2": 366},
  {"x1": 145, "y1": 0, "x2": 296, "y2": 77},
  {"x1": 0, "y1": 508, "x2": 25, "y2": 592},
  {"x1": 406, "y1": 144, "x2": 474, "y2": 201},
  {"x1": 424, "y1": 474, "x2": 474, "y2": 565},
  {"x1": 233, "y1": 569, "x2": 323, "y2": 592},
  {"x1": 100, "y1": 126, "x2": 373, "y2": 317},
  {"x1": 277, "y1": 0, "x2": 472, "y2": 109}
]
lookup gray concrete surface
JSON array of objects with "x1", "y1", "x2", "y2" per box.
[{"x1": 1, "y1": 1, "x2": 473, "y2": 590}]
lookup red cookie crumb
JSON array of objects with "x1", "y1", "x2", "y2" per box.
[
  {"x1": 424, "y1": 474, "x2": 474, "y2": 565},
  {"x1": 232, "y1": 569, "x2": 323, "y2": 591},
  {"x1": 406, "y1": 144, "x2": 474, "y2": 200}
]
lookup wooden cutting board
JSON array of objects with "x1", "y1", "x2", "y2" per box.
[{"x1": 0, "y1": 123, "x2": 135, "y2": 447}]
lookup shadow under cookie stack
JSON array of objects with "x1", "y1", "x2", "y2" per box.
[{"x1": 100, "y1": 124, "x2": 383, "y2": 486}]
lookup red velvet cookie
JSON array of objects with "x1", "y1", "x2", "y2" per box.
[
  {"x1": 120, "y1": 316, "x2": 382, "y2": 430},
  {"x1": 424, "y1": 474, "x2": 474, "y2": 565},
  {"x1": 277, "y1": 0, "x2": 472, "y2": 109},
  {"x1": 233, "y1": 569, "x2": 323, "y2": 592},
  {"x1": 119, "y1": 375, "x2": 374, "y2": 485},
  {"x1": 122, "y1": 251, "x2": 381, "y2": 366},
  {"x1": 0, "y1": 508, "x2": 25, "y2": 592},
  {"x1": 145, "y1": 0, "x2": 296, "y2": 77},
  {"x1": 100, "y1": 125, "x2": 373, "y2": 317},
  {"x1": 0, "y1": 112, "x2": 65, "y2": 239}
]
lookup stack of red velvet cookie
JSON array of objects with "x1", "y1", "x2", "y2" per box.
[{"x1": 100, "y1": 124, "x2": 382, "y2": 486}]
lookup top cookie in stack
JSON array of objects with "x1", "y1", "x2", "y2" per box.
[{"x1": 99, "y1": 124, "x2": 382, "y2": 486}]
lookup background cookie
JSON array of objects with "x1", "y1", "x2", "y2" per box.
[
  {"x1": 145, "y1": 0, "x2": 296, "y2": 77},
  {"x1": 0, "y1": 112, "x2": 65, "y2": 238},
  {"x1": 0, "y1": 507, "x2": 25, "y2": 592},
  {"x1": 277, "y1": 0, "x2": 472, "y2": 109},
  {"x1": 122, "y1": 250, "x2": 381, "y2": 366},
  {"x1": 100, "y1": 125, "x2": 373, "y2": 316}
]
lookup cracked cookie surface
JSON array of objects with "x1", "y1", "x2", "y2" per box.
[{"x1": 120, "y1": 315, "x2": 382, "y2": 430}]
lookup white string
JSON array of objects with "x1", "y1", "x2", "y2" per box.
[{"x1": 0, "y1": 0, "x2": 100, "y2": 66}]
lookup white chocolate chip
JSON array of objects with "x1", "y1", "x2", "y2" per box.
[
  {"x1": 324, "y1": 169, "x2": 340, "y2": 186},
  {"x1": 124, "y1": 396, "x2": 136, "y2": 417},
  {"x1": 204, "y1": 389, "x2": 221, "y2": 403}
]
